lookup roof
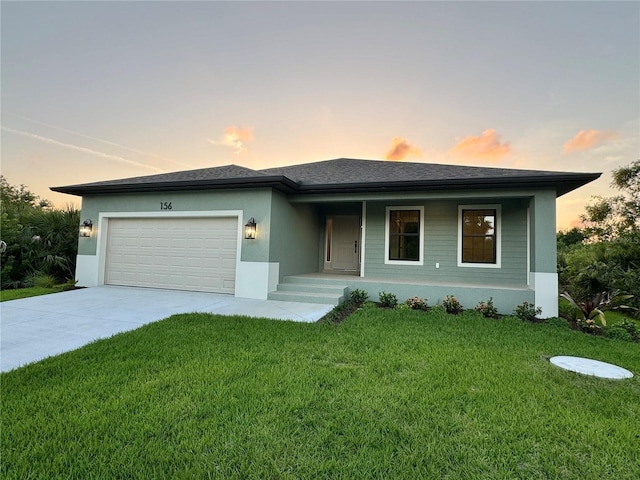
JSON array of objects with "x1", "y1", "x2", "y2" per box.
[{"x1": 51, "y1": 158, "x2": 601, "y2": 197}]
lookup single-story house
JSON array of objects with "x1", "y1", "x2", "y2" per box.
[{"x1": 52, "y1": 158, "x2": 600, "y2": 316}]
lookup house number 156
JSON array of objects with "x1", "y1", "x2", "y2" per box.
[{"x1": 160, "y1": 202, "x2": 172, "y2": 210}]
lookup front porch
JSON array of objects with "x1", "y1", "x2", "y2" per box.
[{"x1": 268, "y1": 273, "x2": 533, "y2": 314}]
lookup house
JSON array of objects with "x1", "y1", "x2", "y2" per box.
[{"x1": 52, "y1": 158, "x2": 600, "y2": 316}]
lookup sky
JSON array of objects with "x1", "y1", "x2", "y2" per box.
[{"x1": 1, "y1": 1, "x2": 638, "y2": 230}]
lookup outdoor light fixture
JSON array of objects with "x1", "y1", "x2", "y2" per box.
[
  {"x1": 79, "y1": 220, "x2": 93, "y2": 238},
  {"x1": 244, "y1": 217, "x2": 257, "y2": 239}
]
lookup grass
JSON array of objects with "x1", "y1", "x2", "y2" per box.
[
  {"x1": 0, "y1": 286, "x2": 61, "y2": 302},
  {"x1": 2, "y1": 305, "x2": 639, "y2": 479}
]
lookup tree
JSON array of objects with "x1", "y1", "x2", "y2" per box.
[
  {"x1": 581, "y1": 160, "x2": 640, "y2": 241},
  {"x1": 1, "y1": 177, "x2": 79, "y2": 288}
]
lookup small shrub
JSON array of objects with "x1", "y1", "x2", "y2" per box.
[
  {"x1": 441, "y1": 295, "x2": 463, "y2": 314},
  {"x1": 349, "y1": 289, "x2": 369, "y2": 304},
  {"x1": 612, "y1": 319, "x2": 639, "y2": 342},
  {"x1": 576, "y1": 317, "x2": 603, "y2": 334},
  {"x1": 405, "y1": 296, "x2": 428, "y2": 311},
  {"x1": 378, "y1": 291, "x2": 398, "y2": 309},
  {"x1": 558, "y1": 299, "x2": 578, "y2": 321},
  {"x1": 475, "y1": 297, "x2": 499, "y2": 318},
  {"x1": 30, "y1": 273, "x2": 56, "y2": 288},
  {"x1": 545, "y1": 317, "x2": 570, "y2": 329},
  {"x1": 514, "y1": 301, "x2": 542, "y2": 322},
  {"x1": 395, "y1": 303, "x2": 411, "y2": 311},
  {"x1": 56, "y1": 279, "x2": 78, "y2": 291},
  {"x1": 604, "y1": 326, "x2": 633, "y2": 342}
]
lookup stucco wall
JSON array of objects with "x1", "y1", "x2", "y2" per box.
[
  {"x1": 78, "y1": 189, "x2": 274, "y2": 262},
  {"x1": 269, "y1": 191, "x2": 320, "y2": 279}
]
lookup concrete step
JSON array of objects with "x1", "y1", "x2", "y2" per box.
[
  {"x1": 267, "y1": 290, "x2": 344, "y2": 306},
  {"x1": 276, "y1": 283, "x2": 347, "y2": 295},
  {"x1": 283, "y1": 275, "x2": 354, "y2": 286},
  {"x1": 268, "y1": 278, "x2": 349, "y2": 305}
]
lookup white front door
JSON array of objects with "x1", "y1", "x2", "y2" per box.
[{"x1": 327, "y1": 216, "x2": 360, "y2": 272}]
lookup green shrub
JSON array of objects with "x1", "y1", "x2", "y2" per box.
[
  {"x1": 514, "y1": 302, "x2": 542, "y2": 322},
  {"x1": 613, "y1": 319, "x2": 639, "y2": 342},
  {"x1": 576, "y1": 317, "x2": 603, "y2": 334},
  {"x1": 545, "y1": 317, "x2": 570, "y2": 329},
  {"x1": 558, "y1": 298, "x2": 578, "y2": 321},
  {"x1": 475, "y1": 297, "x2": 499, "y2": 318},
  {"x1": 605, "y1": 326, "x2": 634, "y2": 342},
  {"x1": 349, "y1": 289, "x2": 369, "y2": 304},
  {"x1": 30, "y1": 273, "x2": 57, "y2": 288},
  {"x1": 378, "y1": 291, "x2": 398, "y2": 309},
  {"x1": 404, "y1": 296, "x2": 428, "y2": 311},
  {"x1": 56, "y1": 279, "x2": 78, "y2": 291},
  {"x1": 441, "y1": 295, "x2": 463, "y2": 314}
]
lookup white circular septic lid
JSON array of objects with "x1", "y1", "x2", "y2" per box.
[{"x1": 550, "y1": 356, "x2": 633, "y2": 379}]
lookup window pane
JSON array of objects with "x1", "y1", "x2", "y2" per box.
[
  {"x1": 461, "y1": 209, "x2": 496, "y2": 264},
  {"x1": 388, "y1": 209, "x2": 421, "y2": 261}
]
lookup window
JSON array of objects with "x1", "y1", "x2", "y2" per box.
[
  {"x1": 458, "y1": 205, "x2": 501, "y2": 268},
  {"x1": 385, "y1": 206, "x2": 424, "y2": 265}
]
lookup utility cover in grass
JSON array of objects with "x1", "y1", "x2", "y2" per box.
[{"x1": 550, "y1": 356, "x2": 633, "y2": 379}]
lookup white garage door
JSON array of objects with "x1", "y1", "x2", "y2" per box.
[{"x1": 105, "y1": 217, "x2": 238, "y2": 294}]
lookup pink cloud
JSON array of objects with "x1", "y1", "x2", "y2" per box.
[
  {"x1": 563, "y1": 129, "x2": 619, "y2": 154},
  {"x1": 208, "y1": 125, "x2": 254, "y2": 153},
  {"x1": 384, "y1": 137, "x2": 422, "y2": 161},
  {"x1": 449, "y1": 129, "x2": 511, "y2": 161}
]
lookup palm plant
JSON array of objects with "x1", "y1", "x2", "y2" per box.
[{"x1": 561, "y1": 290, "x2": 634, "y2": 329}]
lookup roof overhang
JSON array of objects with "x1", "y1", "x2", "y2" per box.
[
  {"x1": 51, "y1": 171, "x2": 600, "y2": 198},
  {"x1": 51, "y1": 175, "x2": 299, "y2": 196}
]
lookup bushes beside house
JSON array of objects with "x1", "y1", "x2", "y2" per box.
[{"x1": 0, "y1": 176, "x2": 80, "y2": 289}]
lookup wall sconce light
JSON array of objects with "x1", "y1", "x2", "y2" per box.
[
  {"x1": 244, "y1": 217, "x2": 257, "y2": 239},
  {"x1": 79, "y1": 220, "x2": 93, "y2": 238}
]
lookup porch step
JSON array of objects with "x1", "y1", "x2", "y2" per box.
[{"x1": 268, "y1": 279, "x2": 348, "y2": 306}]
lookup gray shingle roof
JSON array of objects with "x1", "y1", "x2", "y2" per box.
[{"x1": 51, "y1": 157, "x2": 600, "y2": 197}]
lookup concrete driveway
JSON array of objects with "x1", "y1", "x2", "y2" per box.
[{"x1": 0, "y1": 285, "x2": 333, "y2": 372}]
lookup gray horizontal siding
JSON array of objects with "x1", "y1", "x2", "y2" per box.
[{"x1": 364, "y1": 199, "x2": 528, "y2": 286}]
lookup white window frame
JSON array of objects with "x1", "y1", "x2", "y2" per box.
[
  {"x1": 385, "y1": 206, "x2": 424, "y2": 265},
  {"x1": 457, "y1": 204, "x2": 502, "y2": 269}
]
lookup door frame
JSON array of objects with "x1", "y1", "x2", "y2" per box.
[{"x1": 324, "y1": 215, "x2": 361, "y2": 274}]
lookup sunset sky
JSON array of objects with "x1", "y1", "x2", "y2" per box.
[{"x1": 2, "y1": 1, "x2": 638, "y2": 230}]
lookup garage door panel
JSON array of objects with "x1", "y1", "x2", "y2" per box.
[{"x1": 106, "y1": 217, "x2": 238, "y2": 294}]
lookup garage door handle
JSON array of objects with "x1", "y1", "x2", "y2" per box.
[{"x1": 354, "y1": 240, "x2": 358, "y2": 253}]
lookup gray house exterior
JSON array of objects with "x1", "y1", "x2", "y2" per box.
[{"x1": 52, "y1": 158, "x2": 600, "y2": 317}]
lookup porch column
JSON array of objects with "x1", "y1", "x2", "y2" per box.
[{"x1": 529, "y1": 191, "x2": 558, "y2": 317}]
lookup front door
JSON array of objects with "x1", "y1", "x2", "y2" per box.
[{"x1": 326, "y1": 216, "x2": 360, "y2": 272}]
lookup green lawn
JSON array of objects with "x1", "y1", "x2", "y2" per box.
[
  {"x1": 2, "y1": 305, "x2": 638, "y2": 479},
  {"x1": 0, "y1": 286, "x2": 61, "y2": 302}
]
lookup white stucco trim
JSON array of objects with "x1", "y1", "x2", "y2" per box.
[
  {"x1": 384, "y1": 206, "x2": 425, "y2": 266},
  {"x1": 236, "y1": 261, "x2": 280, "y2": 299},
  {"x1": 526, "y1": 207, "x2": 531, "y2": 286},
  {"x1": 360, "y1": 201, "x2": 366, "y2": 277},
  {"x1": 530, "y1": 271, "x2": 558, "y2": 318},
  {"x1": 457, "y1": 204, "x2": 502, "y2": 269},
  {"x1": 75, "y1": 254, "x2": 99, "y2": 287}
]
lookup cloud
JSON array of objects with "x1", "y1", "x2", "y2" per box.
[
  {"x1": 0, "y1": 125, "x2": 164, "y2": 172},
  {"x1": 384, "y1": 137, "x2": 422, "y2": 161},
  {"x1": 449, "y1": 129, "x2": 511, "y2": 161},
  {"x1": 208, "y1": 125, "x2": 254, "y2": 154},
  {"x1": 563, "y1": 129, "x2": 620, "y2": 154}
]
